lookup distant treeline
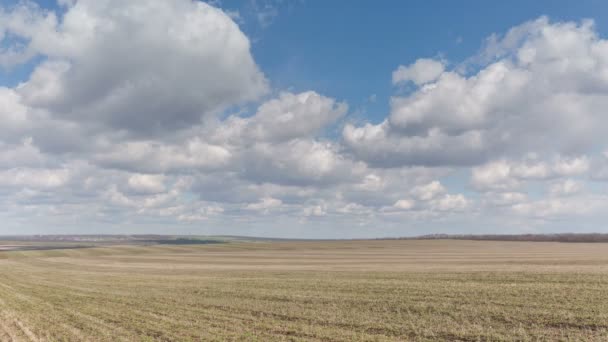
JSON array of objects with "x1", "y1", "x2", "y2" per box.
[
  {"x1": 0, "y1": 235, "x2": 221, "y2": 243},
  {"x1": 403, "y1": 233, "x2": 608, "y2": 243},
  {"x1": 148, "y1": 238, "x2": 224, "y2": 245},
  {"x1": 0, "y1": 235, "x2": 166, "y2": 242}
]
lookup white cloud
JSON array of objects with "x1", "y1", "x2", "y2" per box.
[
  {"x1": 0, "y1": 138, "x2": 47, "y2": 168},
  {"x1": 355, "y1": 174, "x2": 386, "y2": 192},
  {"x1": 239, "y1": 139, "x2": 361, "y2": 186},
  {"x1": 483, "y1": 192, "x2": 528, "y2": 206},
  {"x1": 389, "y1": 180, "x2": 468, "y2": 213},
  {"x1": 204, "y1": 91, "x2": 356, "y2": 186},
  {"x1": 510, "y1": 195, "x2": 608, "y2": 219},
  {"x1": 336, "y1": 202, "x2": 371, "y2": 215},
  {"x1": 410, "y1": 181, "x2": 446, "y2": 201},
  {"x1": 431, "y1": 194, "x2": 469, "y2": 212},
  {"x1": 0, "y1": 168, "x2": 70, "y2": 189},
  {"x1": 177, "y1": 204, "x2": 224, "y2": 222},
  {"x1": 103, "y1": 186, "x2": 136, "y2": 208},
  {"x1": 471, "y1": 156, "x2": 591, "y2": 192},
  {"x1": 548, "y1": 179, "x2": 582, "y2": 197},
  {"x1": 246, "y1": 197, "x2": 283, "y2": 212},
  {"x1": 127, "y1": 174, "x2": 166, "y2": 195},
  {"x1": 346, "y1": 17, "x2": 608, "y2": 168},
  {"x1": 553, "y1": 156, "x2": 590, "y2": 176},
  {"x1": 95, "y1": 139, "x2": 231, "y2": 173},
  {"x1": 2, "y1": 9, "x2": 608, "y2": 237},
  {"x1": 392, "y1": 58, "x2": 445, "y2": 86},
  {"x1": 471, "y1": 160, "x2": 518, "y2": 192},
  {"x1": 0, "y1": 88, "x2": 30, "y2": 133},
  {"x1": 302, "y1": 204, "x2": 327, "y2": 217},
  {"x1": 511, "y1": 160, "x2": 550, "y2": 179},
  {"x1": 393, "y1": 199, "x2": 415, "y2": 210},
  {"x1": 5, "y1": 0, "x2": 268, "y2": 135},
  {"x1": 216, "y1": 91, "x2": 347, "y2": 144}
]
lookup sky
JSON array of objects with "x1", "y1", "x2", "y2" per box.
[{"x1": 2, "y1": 0, "x2": 608, "y2": 238}]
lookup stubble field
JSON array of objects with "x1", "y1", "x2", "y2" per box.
[{"x1": 0, "y1": 239, "x2": 608, "y2": 341}]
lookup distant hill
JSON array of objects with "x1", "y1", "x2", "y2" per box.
[
  {"x1": 402, "y1": 233, "x2": 608, "y2": 243},
  {"x1": 3, "y1": 233, "x2": 608, "y2": 244}
]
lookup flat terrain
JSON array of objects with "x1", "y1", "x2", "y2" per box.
[{"x1": 0, "y1": 240, "x2": 608, "y2": 341}]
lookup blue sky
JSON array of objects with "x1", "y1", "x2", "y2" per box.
[
  {"x1": 238, "y1": 0, "x2": 608, "y2": 122},
  {"x1": 2, "y1": 0, "x2": 608, "y2": 237}
]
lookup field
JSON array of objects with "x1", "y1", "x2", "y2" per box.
[{"x1": 1, "y1": 239, "x2": 608, "y2": 341}]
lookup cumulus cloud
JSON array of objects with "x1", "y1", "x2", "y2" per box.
[
  {"x1": 0, "y1": 168, "x2": 70, "y2": 189},
  {"x1": 393, "y1": 199, "x2": 415, "y2": 210},
  {"x1": 0, "y1": 139, "x2": 47, "y2": 168},
  {"x1": 548, "y1": 179, "x2": 582, "y2": 197},
  {"x1": 591, "y1": 152, "x2": 608, "y2": 181},
  {"x1": 345, "y1": 17, "x2": 608, "y2": 168},
  {"x1": 2, "y1": 6, "x2": 608, "y2": 237},
  {"x1": 553, "y1": 156, "x2": 590, "y2": 176},
  {"x1": 302, "y1": 204, "x2": 327, "y2": 217},
  {"x1": 216, "y1": 91, "x2": 347, "y2": 144},
  {"x1": 246, "y1": 197, "x2": 283, "y2": 213},
  {"x1": 4, "y1": 0, "x2": 267, "y2": 136},
  {"x1": 482, "y1": 192, "x2": 528, "y2": 207},
  {"x1": 392, "y1": 58, "x2": 445, "y2": 86},
  {"x1": 510, "y1": 195, "x2": 608, "y2": 219},
  {"x1": 410, "y1": 181, "x2": 446, "y2": 201},
  {"x1": 94, "y1": 139, "x2": 232, "y2": 174},
  {"x1": 471, "y1": 156, "x2": 590, "y2": 192},
  {"x1": 239, "y1": 139, "x2": 361, "y2": 186},
  {"x1": 431, "y1": 194, "x2": 468, "y2": 212},
  {"x1": 0, "y1": 88, "x2": 29, "y2": 132},
  {"x1": 471, "y1": 160, "x2": 519, "y2": 192},
  {"x1": 204, "y1": 91, "x2": 357, "y2": 186},
  {"x1": 127, "y1": 174, "x2": 166, "y2": 195},
  {"x1": 388, "y1": 180, "x2": 469, "y2": 213}
]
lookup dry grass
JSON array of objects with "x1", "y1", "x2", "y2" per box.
[{"x1": 1, "y1": 240, "x2": 608, "y2": 341}]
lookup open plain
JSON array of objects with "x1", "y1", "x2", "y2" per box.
[{"x1": 0, "y1": 239, "x2": 608, "y2": 341}]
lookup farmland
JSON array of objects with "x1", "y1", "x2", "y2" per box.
[{"x1": 1, "y1": 239, "x2": 608, "y2": 341}]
